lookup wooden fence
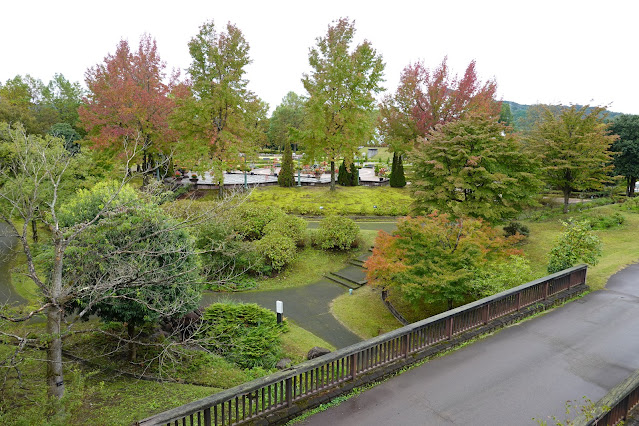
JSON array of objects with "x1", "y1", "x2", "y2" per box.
[{"x1": 137, "y1": 264, "x2": 588, "y2": 426}]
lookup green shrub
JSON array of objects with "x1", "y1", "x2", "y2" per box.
[
  {"x1": 200, "y1": 302, "x2": 286, "y2": 369},
  {"x1": 58, "y1": 180, "x2": 139, "y2": 227},
  {"x1": 263, "y1": 215, "x2": 308, "y2": 246},
  {"x1": 314, "y1": 216, "x2": 359, "y2": 250},
  {"x1": 586, "y1": 212, "x2": 625, "y2": 229},
  {"x1": 621, "y1": 197, "x2": 639, "y2": 212},
  {"x1": 547, "y1": 220, "x2": 602, "y2": 274},
  {"x1": 503, "y1": 221, "x2": 530, "y2": 237},
  {"x1": 254, "y1": 233, "x2": 297, "y2": 272},
  {"x1": 196, "y1": 221, "x2": 264, "y2": 283},
  {"x1": 229, "y1": 204, "x2": 285, "y2": 240}
]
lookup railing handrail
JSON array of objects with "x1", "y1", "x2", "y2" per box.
[{"x1": 138, "y1": 264, "x2": 587, "y2": 425}]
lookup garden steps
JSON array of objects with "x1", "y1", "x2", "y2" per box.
[
  {"x1": 324, "y1": 272, "x2": 363, "y2": 290},
  {"x1": 348, "y1": 259, "x2": 365, "y2": 267}
]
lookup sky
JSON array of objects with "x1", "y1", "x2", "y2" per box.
[{"x1": 1, "y1": 0, "x2": 637, "y2": 115}]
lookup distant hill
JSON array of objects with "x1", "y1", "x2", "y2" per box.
[{"x1": 502, "y1": 101, "x2": 623, "y2": 131}]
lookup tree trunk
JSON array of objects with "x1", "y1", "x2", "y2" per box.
[
  {"x1": 46, "y1": 305, "x2": 64, "y2": 399},
  {"x1": 563, "y1": 188, "x2": 571, "y2": 213},
  {"x1": 31, "y1": 219, "x2": 38, "y2": 243},
  {"x1": 330, "y1": 160, "x2": 336, "y2": 191},
  {"x1": 628, "y1": 176, "x2": 637, "y2": 197},
  {"x1": 127, "y1": 322, "x2": 137, "y2": 362}
]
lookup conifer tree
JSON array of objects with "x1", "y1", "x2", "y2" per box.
[
  {"x1": 390, "y1": 152, "x2": 406, "y2": 187},
  {"x1": 278, "y1": 142, "x2": 294, "y2": 187}
]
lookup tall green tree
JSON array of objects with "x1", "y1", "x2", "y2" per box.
[
  {"x1": 609, "y1": 114, "x2": 639, "y2": 196},
  {"x1": 41, "y1": 73, "x2": 85, "y2": 135},
  {"x1": 268, "y1": 91, "x2": 305, "y2": 151},
  {"x1": 528, "y1": 105, "x2": 616, "y2": 212},
  {"x1": 301, "y1": 18, "x2": 385, "y2": 191},
  {"x1": 172, "y1": 20, "x2": 268, "y2": 187},
  {"x1": 410, "y1": 113, "x2": 540, "y2": 223},
  {"x1": 277, "y1": 142, "x2": 294, "y2": 187}
]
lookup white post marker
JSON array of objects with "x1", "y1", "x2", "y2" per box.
[{"x1": 276, "y1": 300, "x2": 283, "y2": 324}]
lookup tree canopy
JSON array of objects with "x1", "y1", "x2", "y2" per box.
[
  {"x1": 171, "y1": 20, "x2": 268, "y2": 184},
  {"x1": 268, "y1": 91, "x2": 305, "y2": 151},
  {"x1": 410, "y1": 113, "x2": 540, "y2": 223},
  {"x1": 378, "y1": 57, "x2": 499, "y2": 185},
  {"x1": 80, "y1": 35, "x2": 177, "y2": 180},
  {"x1": 527, "y1": 105, "x2": 616, "y2": 212},
  {"x1": 366, "y1": 213, "x2": 520, "y2": 311},
  {"x1": 609, "y1": 114, "x2": 639, "y2": 196},
  {"x1": 301, "y1": 18, "x2": 385, "y2": 190}
]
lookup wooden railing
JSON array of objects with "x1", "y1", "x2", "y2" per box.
[
  {"x1": 137, "y1": 265, "x2": 588, "y2": 426},
  {"x1": 573, "y1": 368, "x2": 639, "y2": 425}
]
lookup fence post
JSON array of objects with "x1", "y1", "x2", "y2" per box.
[
  {"x1": 516, "y1": 293, "x2": 521, "y2": 311},
  {"x1": 204, "y1": 407, "x2": 212, "y2": 426},
  {"x1": 286, "y1": 378, "x2": 292, "y2": 407},
  {"x1": 350, "y1": 353, "x2": 358, "y2": 380},
  {"x1": 483, "y1": 304, "x2": 490, "y2": 325},
  {"x1": 403, "y1": 334, "x2": 409, "y2": 359},
  {"x1": 447, "y1": 317, "x2": 454, "y2": 340},
  {"x1": 567, "y1": 272, "x2": 572, "y2": 290},
  {"x1": 543, "y1": 281, "x2": 549, "y2": 300}
]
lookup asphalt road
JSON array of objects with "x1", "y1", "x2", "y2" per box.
[{"x1": 301, "y1": 263, "x2": 639, "y2": 425}]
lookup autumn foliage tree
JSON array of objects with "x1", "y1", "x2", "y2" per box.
[
  {"x1": 301, "y1": 18, "x2": 385, "y2": 191},
  {"x1": 79, "y1": 34, "x2": 177, "y2": 182},
  {"x1": 171, "y1": 20, "x2": 268, "y2": 187},
  {"x1": 379, "y1": 57, "x2": 500, "y2": 184},
  {"x1": 365, "y1": 213, "x2": 520, "y2": 312}
]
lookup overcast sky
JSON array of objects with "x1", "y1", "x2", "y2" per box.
[{"x1": 2, "y1": 0, "x2": 637, "y2": 115}]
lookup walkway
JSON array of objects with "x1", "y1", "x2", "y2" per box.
[
  {"x1": 301, "y1": 263, "x2": 639, "y2": 425},
  {"x1": 200, "y1": 278, "x2": 361, "y2": 349}
]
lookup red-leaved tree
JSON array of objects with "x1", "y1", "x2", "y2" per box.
[
  {"x1": 79, "y1": 34, "x2": 177, "y2": 182},
  {"x1": 379, "y1": 58, "x2": 500, "y2": 184}
]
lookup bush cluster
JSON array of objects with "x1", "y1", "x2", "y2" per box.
[
  {"x1": 199, "y1": 302, "x2": 286, "y2": 369},
  {"x1": 503, "y1": 221, "x2": 530, "y2": 237},
  {"x1": 263, "y1": 214, "x2": 307, "y2": 247},
  {"x1": 254, "y1": 232, "x2": 298, "y2": 272},
  {"x1": 313, "y1": 215, "x2": 359, "y2": 250},
  {"x1": 586, "y1": 212, "x2": 625, "y2": 229},
  {"x1": 229, "y1": 204, "x2": 285, "y2": 240}
]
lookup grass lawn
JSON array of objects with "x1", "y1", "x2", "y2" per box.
[
  {"x1": 244, "y1": 186, "x2": 413, "y2": 216},
  {"x1": 331, "y1": 286, "x2": 402, "y2": 339}
]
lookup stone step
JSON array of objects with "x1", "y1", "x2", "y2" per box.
[
  {"x1": 331, "y1": 269, "x2": 367, "y2": 287},
  {"x1": 324, "y1": 273, "x2": 363, "y2": 290},
  {"x1": 348, "y1": 259, "x2": 365, "y2": 267}
]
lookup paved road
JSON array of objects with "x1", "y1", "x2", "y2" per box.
[
  {"x1": 301, "y1": 264, "x2": 639, "y2": 425},
  {"x1": 200, "y1": 278, "x2": 362, "y2": 349}
]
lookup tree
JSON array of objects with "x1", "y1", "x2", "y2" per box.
[
  {"x1": 301, "y1": 18, "x2": 385, "y2": 191},
  {"x1": 0, "y1": 126, "x2": 204, "y2": 402},
  {"x1": 410, "y1": 113, "x2": 541, "y2": 223},
  {"x1": 378, "y1": 57, "x2": 500, "y2": 184},
  {"x1": 79, "y1": 35, "x2": 177, "y2": 183},
  {"x1": 609, "y1": 114, "x2": 639, "y2": 196},
  {"x1": 365, "y1": 213, "x2": 520, "y2": 311},
  {"x1": 268, "y1": 91, "x2": 305, "y2": 151},
  {"x1": 172, "y1": 20, "x2": 268, "y2": 188},
  {"x1": 277, "y1": 141, "x2": 294, "y2": 187},
  {"x1": 547, "y1": 220, "x2": 602, "y2": 273},
  {"x1": 389, "y1": 152, "x2": 406, "y2": 187},
  {"x1": 41, "y1": 73, "x2": 85, "y2": 135},
  {"x1": 62, "y1": 194, "x2": 202, "y2": 361},
  {"x1": 528, "y1": 105, "x2": 616, "y2": 213}
]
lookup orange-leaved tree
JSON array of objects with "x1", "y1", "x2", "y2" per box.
[{"x1": 365, "y1": 213, "x2": 521, "y2": 313}]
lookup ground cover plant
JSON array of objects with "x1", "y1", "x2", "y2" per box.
[{"x1": 245, "y1": 186, "x2": 413, "y2": 216}]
